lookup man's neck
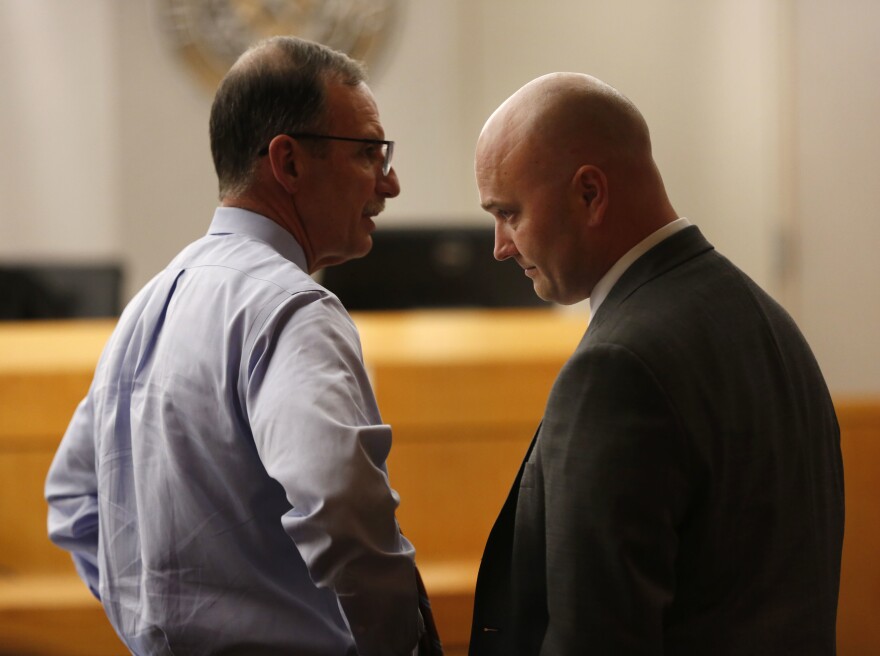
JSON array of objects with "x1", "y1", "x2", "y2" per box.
[{"x1": 221, "y1": 194, "x2": 316, "y2": 272}]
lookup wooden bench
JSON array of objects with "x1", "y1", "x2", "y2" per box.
[{"x1": 1, "y1": 313, "x2": 877, "y2": 654}]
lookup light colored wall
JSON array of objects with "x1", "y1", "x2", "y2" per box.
[
  {"x1": 0, "y1": 0, "x2": 118, "y2": 261},
  {"x1": 464, "y1": 0, "x2": 786, "y2": 297},
  {"x1": 370, "y1": 2, "x2": 479, "y2": 224},
  {"x1": 377, "y1": 0, "x2": 784, "y2": 303},
  {"x1": 794, "y1": 0, "x2": 880, "y2": 394},
  {"x1": 0, "y1": 0, "x2": 877, "y2": 394},
  {"x1": 115, "y1": 0, "x2": 217, "y2": 291}
]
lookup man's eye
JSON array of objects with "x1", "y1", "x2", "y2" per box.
[{"x1": 497, "y1": 210, "x2": 513, "y2": 221}]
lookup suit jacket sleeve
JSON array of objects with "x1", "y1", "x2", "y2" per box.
[{"x1": 538, "y1": 341, "x2": 692, "y2": 655}]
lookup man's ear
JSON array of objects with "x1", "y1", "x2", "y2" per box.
[
  {"x1": 267, "y1": 135, "x2": 301, "y2": 194},
  {"x1": 572, "y1": 165, "x2": 608, "y2": 227}
]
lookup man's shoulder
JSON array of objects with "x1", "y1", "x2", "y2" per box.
[
  {"x1": 122, "y1": 233, "x2": 355, "y2": 345},
  {"x1": 160, "y1": 231, "x2": 348, "y2": 314}
]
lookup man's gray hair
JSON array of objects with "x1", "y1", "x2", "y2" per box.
[{"x1": 209, "y1": 36, "x2": 366, "y2": 199}]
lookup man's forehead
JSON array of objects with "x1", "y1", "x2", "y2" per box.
[
  {"x1": 475, "y1": 141, "x2": 526, "y2": 209},
  {"x1": 477, "y1": 119, "x2": 536, "y2": 181},
  {"x1": 478, "y1": 108, "x2": 521, "y2": 155},
  {"x1": 324, "y1": 81, "x2": 384, "y2": 136},
  {"x1": 325, "y1": 81, "x2": 367, "y2": 112}
]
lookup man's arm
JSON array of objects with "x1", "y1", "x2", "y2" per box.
[
  {"x1": 247, "y1": 292, "x2": 420, "y2": 656},
  {"x1": 540, "y1": 342, "x2": 691, "y2": 655},
  {"x1": 45, "y1": 394, "x2": 101, "y2": 599}
]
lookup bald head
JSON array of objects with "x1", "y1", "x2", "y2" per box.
[
  {"x1": 478, "y1": 73, "x2": 653, "y2": 180},
  {"x1": 475, "y1": 73, "x2": 678, "y2": 305}
]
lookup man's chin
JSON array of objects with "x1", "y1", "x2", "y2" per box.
[
  {"x1": 532, "y1": 279, "x2": 555, "y2": 303},
  {"x1": 535, "y1": 283, "x2": 587, "y2": 306},
  {"x1": 342, "y1": 235, "x2": 374, "y2": 264},
  {"x1": 357, "y1": 233, "x2": 374, "y2": 257},
  {"x1": 312, "y1": 237, "x2": 372, "y2": 272}
]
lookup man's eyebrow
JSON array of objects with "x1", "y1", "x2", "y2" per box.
[{"x1": 480, "y1": 199, "x2": 500, "y2": 211}]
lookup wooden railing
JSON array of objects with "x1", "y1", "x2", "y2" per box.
[
  {"x1": 0, "y1": 312, "x2": 876, "y2": 654},
  {"x1": 835, "y1": 400, "x2": 880, "y2": 655}
]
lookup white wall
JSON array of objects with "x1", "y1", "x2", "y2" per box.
[
  {"x1": 466, "y1": 0, "x2": 785, "y2": 294},
  {"x1": 0, "y1": 0, "x2": 118, "y2": 261},
  {"x1": 376, "y1": 1, "x2": 784, "y2": 303},
  {"x1": 794, "y1": 0, "x2": 880, "y2": 394},
  {"x1": 371, "y1": 2, "x2": 480, "y2": 223},
  {"x1": 115, "y1": 0, "x2": 217, "y2": 291},
  {"x1": 1, "y1": 0, "x2": 877, "y2": 394}
]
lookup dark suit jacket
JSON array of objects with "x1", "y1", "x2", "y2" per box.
[{"x1": 470, "y1": 226, "x2": 844, "y2": 655}]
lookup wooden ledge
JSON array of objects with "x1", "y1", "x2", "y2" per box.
[
  {"x1": 0, "y1": 561, "x2": 479, "y2": 651},
  {"x1": 0, "y1": 573, "x2": 99, "y2": 610}
]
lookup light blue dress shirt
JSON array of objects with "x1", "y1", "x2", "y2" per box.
[{"x1": 45, "y1": 208, "x2": 420, "y2": 656}]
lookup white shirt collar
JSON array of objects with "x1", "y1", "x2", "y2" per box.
[
  {"x1": 589, "y1": 217, "x2": 691, "y2": 315},
  {"x1": 208, "y1": 206, "x2": 309, "y2": 272}
]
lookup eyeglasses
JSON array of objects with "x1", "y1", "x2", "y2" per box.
[{"x1": 258, "y1": 133, "x2": 395, "y2": 176}]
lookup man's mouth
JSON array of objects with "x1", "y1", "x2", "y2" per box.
[{"x1": 363, "y1": 203, "x2": 385, "y2": 219}]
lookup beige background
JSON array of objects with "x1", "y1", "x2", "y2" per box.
[{"x1": 0, "y1": 0, "x2": 877, "y2": 393}]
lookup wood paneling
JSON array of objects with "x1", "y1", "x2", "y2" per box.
[
  {"x1": 836, "y1": 401, "x2": 880, "y2": 655},
  {"x1": 1, "y1": 313, "x2": 876, "y2": 654}
]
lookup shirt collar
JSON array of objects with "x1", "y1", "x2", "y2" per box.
[
  {"x1": 207, "y1": 207, "x2": 308, "y2": 272},
  {"x1": 589, "y1": 217, "x2": 691, "y2": 315}
]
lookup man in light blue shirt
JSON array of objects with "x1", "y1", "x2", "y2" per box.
[{"x1": 45, "y1": 36, "x2": 434, "y2": 656}]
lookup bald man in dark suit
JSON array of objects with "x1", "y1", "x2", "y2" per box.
[{"x1": 469, "y1": 72, "x2": 844, "y2": 655}]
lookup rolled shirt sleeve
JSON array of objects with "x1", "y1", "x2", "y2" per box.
[
  {"x1": 247, "y1": 292, "x2": 420, "y2": 655},
  {"x1": 45, "y1": 393, "x2": 102, "y2": 600}
]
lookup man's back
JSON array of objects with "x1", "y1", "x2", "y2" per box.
[
  {"x1": 48, "y1": 35, "x2": 426, "y2": 656},
  {"x1": 591, "y1": 227, "x2": 843, "y2": 652},
  {"x1": 47, "y1": 210, "x2": 415, "y2": 655},
  {"x1": 473, "y1": 227, "x2": 843, "y2": 655},
  {"x1": 529, "y1": 227, "x2": 843, "y2": 654}
]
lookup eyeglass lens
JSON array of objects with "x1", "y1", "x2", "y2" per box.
[{"x1": 382, "y1": 142, "x2": 394, "y2": 176}]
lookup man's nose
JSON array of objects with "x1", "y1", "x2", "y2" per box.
[
  {"x1": 377, "y1": 166, "x2": 400, "y2": 198},
  {"x1": 493, "y1": 223, "x2": 517, "y2": 261}
]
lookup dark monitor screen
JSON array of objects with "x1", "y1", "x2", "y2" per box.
[
  {"x1": 320, "y1": 227, "x2": 547, "y2": 311},
  {"x1": 0, "y1": 263, "x2": 123, "y2": 320}
]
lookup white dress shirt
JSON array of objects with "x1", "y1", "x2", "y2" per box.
[{"x1": 45, "y1": 207, "x2": 419, "y2": 656}]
